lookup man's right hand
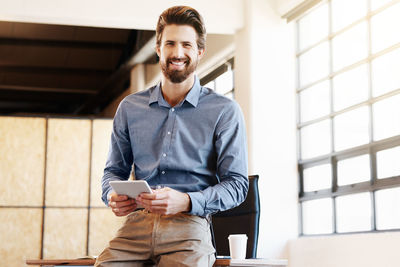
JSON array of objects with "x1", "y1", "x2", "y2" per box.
[{"x1": 108, "y1": 192, "x2": 137, "y2": 217}]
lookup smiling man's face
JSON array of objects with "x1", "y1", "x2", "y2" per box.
[{"x1": 157, "y1": 24, "x2": 204, "y2": 83}]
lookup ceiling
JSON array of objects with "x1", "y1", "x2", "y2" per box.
[{"x1": 0, "y1": 21, "x2": 157, "y2": 115}]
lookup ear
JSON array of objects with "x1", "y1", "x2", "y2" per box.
[
  {"x1": 156, "y1": 46, "x2": 161, "y2": 58},
  {"x1": 198, "y1": 47, "x2": 205, "y2": 59}
]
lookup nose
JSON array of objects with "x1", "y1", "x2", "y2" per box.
[{"x1": 172, "y1": 44, "x2": 184, "y2": 58}]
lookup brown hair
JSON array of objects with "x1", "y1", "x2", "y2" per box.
[{"x1": 156, "y1": 6, "x2": 206, "y2": 50}]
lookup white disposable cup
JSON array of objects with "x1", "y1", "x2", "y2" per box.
[{"x1": 228, "y1": 234, "x2": 247, "y2": 259}]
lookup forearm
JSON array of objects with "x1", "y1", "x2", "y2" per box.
[{"x1": 187, "y1": 173, "x2": 249, "y2": 217}]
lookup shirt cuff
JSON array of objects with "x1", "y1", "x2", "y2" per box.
[{"x1": 187, "y1": 191, "x2": 206, "y2": 217}]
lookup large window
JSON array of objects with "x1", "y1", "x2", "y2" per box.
[
  {"x1": 296, "y1": 0, "x2": 400, "y2": 235},
  {"x1": 200, "y1": 58, "x2": 235, "y2": 99}
]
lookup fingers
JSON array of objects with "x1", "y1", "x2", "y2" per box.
[
  {"x1": 114, "y1": 205, "x2": 137, "y2": 217},
  {"x1": 110, "y1": 200, "x2": 137, "y2": 217},
  {"x1": 109, "y1": 198, "x2": 135, "y2": 208},
  {"x1": 136, "y1": 188, "x2": 170, "y2": 207},
  {"x1": 139, "y1": 188, "x2": 170, "y2": 200},
  {"x1": 137, "y1": 198, "x2": 167, "y2": 208},
  {"x1": 112, "y1": 203, "x2": 138, "y2": 216},
  {"x1": 109, "y1": 193, "x2": 134, "y2": 207},
  {"x1": 108, "y1": 193, "x2": 137, "y2": 216},
  {"x1": 110, "y1": 193, "x2": 129, "y2": 202},
  {"x1": 135, "y1": 187, "x2": 189, "y2": 215}
]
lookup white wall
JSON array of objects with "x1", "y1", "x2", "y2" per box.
[
  {"x1": 234, "y1": 0, "x2": 299, "y2": 260},
  {"x1": 0, "y1": 0, "x2": 243, "y2": 34},
  {"x1": 289, "y1": 232, "x2": 400, "y2": 267}
]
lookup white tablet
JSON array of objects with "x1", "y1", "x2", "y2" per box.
[{"x1": 109, "y1": 180, "x2": 152, "y2": 199}]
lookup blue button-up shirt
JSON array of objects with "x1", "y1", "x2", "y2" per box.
[{"x1": 102, "y1": 77, "x2": 248, "y2": 217}]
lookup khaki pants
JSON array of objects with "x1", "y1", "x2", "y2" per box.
[{"x1": 95, "y1": 210, "x2": 215, "y2": 267}]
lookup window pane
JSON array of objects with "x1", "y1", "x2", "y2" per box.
[
  {"x1": 371, "y1": 48, "x2": 400, "y2": 97},
  {"x1": 375, "y1": 187, "x2": 400, "y2": 230},
  {"x1": 301, "y1": 120, "x2": 331, "y2": 159},
  {"x1": 334, "y1": 106, "x2": 370, "y2": 151},
  {"x1": 304, "y1": 164, "x2": 332, "y2": 192},
  {"x1": 300, "y1": 81, "x2": 330, "y2": 122},
  {"x1": 377, "y1": 146, "x2": 400, "y2": 179},
  {"x1": 224, "y1": 91, "x2": 234, "y2": 99},
  {"x1": 371, "y1": 0, "x2": 393, "y2": 10},
  {"x1": 333, "y1": 64, "x2": 369, "y2": 111},
  {"x1": 298, "y1": 3, "x2": 329, "y2": 51},
  {"x1": 336, "y1": 192, "x2": 372, "y2": 233},
  {"x1": 337, "y1": 154, "x2": 370, "y2": 186},
  {"x1": 371, "y1": 2, "x2": 400, "y2": 53},
  {"x1": 331, "y1": 0, "x2": 368, "y2": 32},
  {"x1": 302, "y1": 198, "x2": 333, "y2": 234},
  {"x1": 332, "y1": 21, "x2": 368, "y2": 71},
  {"x1": 215, "y1": 70, "x2": 233, "y2": 95},
  {"x1": 299, "y1": 42, "x2": 329, "y2": 87},
  {"x1": 204, "y1": 81, "x2": 215, "y2": 90},
  {"x1": 373, "y1": 94, "x2": 400, "y2": 141}
]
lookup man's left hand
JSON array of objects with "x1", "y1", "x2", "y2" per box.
[{"x1": 136, "y1": 187, "x2": 191, "y2": 215}]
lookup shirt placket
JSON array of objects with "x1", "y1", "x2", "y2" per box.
[{"x1": 159, "y1": 107, "x2": 177, "y2": 175}]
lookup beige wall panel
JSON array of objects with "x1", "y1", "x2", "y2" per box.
[
  {"x1": 0, "y1": 117, "x2": 46, "y2": 206},
  {"x1": 0, "y1": 208, "x2": 42, "y2": 266},
  {"x1": 90, "y1": 119, "x2": 113, "y2": 207},
  {"x1": 43, "y1": 208, "x2": 88, "y2": 258},
  {"x1": 45, "y1": 119, "x2": 91, "y2": 206},
  {"x1": 88, "y1": 208, "x2": 125, "y2": 256}
]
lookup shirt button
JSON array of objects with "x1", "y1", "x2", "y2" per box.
[
  {"x1": 171, "y1": 108, "x2": 175, "y2": 112},
  {"x1": 162, "y1": 153, "x2": 166, "y2": 157},
  {"x1": 161, "y1": 171, "x2": 165, "y2": 174},
  {"x1": 167, "y1": 131, "x2": 171, "y2": 135}
]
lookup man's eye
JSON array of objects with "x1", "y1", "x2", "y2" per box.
[{"x1": 184, "y1": 43, "x2": 192, "y2": 47}]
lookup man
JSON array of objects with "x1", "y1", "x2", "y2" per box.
[{"x1": 95, "y1": 6, "x2": 248, "y2": 267}]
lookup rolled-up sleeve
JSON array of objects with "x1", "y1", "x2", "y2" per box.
[
  {"x1": 101, "y1": 101, "x2": 133, "y2": 205},
  {"x1": 187, "y1": 101, "x2": 248, "y2": 217}
]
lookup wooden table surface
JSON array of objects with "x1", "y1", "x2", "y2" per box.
[{"x1": 26, "y1": 258, "x2": 231, "y2": 266}]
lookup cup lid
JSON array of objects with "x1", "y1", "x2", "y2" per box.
[{"x1": 228, "y1": 234, "x2": 248, "y2": 239}]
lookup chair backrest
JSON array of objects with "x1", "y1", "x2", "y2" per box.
[{"x1": 211, "y1": 175, "x2": 260, "y2": 258}]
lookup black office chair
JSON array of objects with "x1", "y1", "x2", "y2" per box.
[{"x1": 211, "y1": 175, "x2": 260, "y2": 259}]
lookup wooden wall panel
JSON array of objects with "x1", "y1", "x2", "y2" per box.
[
  {"x1": 45, "y1": 119, "x2": 91, "y2": 206},
  {"x1": 43, "y1": 208, "x2": 88, "y2": 258},
  {"x1": 0, "y1": 208, "x2": 42, "y2": 266},
  {"x1": 90, "y1": 119, "x2": 113, "y2": 207},
  {"x1": 0, "y1": 117, "x2": 46, "y2": 206},
  {"x1": 88, "y1": 208, "x2": 125, "y2": 256}
]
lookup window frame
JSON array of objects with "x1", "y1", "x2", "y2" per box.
[
  {"x1": 200, "y1": 58, "x2": 235, "y2": 98},
  {"x1": 296, "y1": 0, "x2": 400, "y2": 236}
]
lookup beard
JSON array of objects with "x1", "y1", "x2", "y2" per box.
[{"x1": 160, "y1": 56, "x2": 198, "y2": 83}]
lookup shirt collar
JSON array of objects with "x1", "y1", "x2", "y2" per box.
[
  {"x1": 149, "y1": 83, "x2": 161, "y2": 105},
  {"x1": 148, "y1": 76, "x2": 201, "y2": 108}
]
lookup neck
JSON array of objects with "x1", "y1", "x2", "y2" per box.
[{"x1": 161, "y1": 74, "x2": 195, "y2": 107}]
